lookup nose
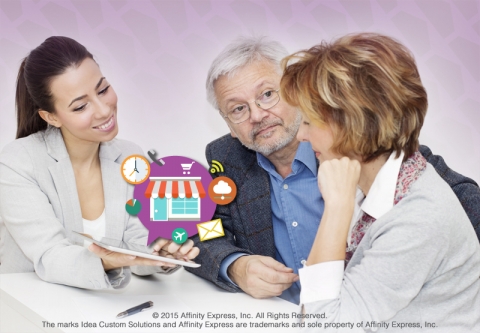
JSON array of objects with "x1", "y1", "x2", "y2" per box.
[
  {"x1": 95, "y1": 98, "x2": 111, "y2": 118},
  {"x1": 248, "y1": 102, "x2": 270, "y2": 123},
  {"x1": 296, "y1": 122, "x2": 309, "y2": 142}
]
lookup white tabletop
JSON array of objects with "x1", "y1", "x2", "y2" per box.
[{"x1": 0, "y1": 268, "x2": 300, "y2": 333}]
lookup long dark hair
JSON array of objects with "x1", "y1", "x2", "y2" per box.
[{"x1": 16, "y1": 36, "x2": 93, "y2": 139}]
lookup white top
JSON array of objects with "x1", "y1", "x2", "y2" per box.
[
  {"x1": 300, "y1": 151, "x2": 404, "y2": 304},
  {"x1": 82, "y1": 209, "x2": 106, "y2": 248}
]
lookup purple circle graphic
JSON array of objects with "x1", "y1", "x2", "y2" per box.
[{"x1": 133, "y1": 156, "x2": 215, "y2": 244}]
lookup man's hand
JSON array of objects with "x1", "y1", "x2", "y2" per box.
[{"x1": 227, "y1": 255, "x2": 298, "y2": 299}]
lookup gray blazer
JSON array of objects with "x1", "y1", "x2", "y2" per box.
[{"x1": 0, "y1": 127, "x2": 170, "y2": 289}]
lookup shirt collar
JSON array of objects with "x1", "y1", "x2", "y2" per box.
[
  {"x1": 294, "y1": 141, "x2": 317, "y2": 176},
  {"x1": 361, "y1": 151, "x2": 404, "y2": 220},
  {"x1": 256, "y1": 141, "x2": 317, "y2": 177}
]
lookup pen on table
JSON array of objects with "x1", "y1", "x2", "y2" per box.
[{"x1": 116, "y1": 301, "x2": 154, "y2": 319}]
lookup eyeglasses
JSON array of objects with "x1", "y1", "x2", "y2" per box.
[{"x1": 219, "y1": 89, "x2": 280, "y2": 124}]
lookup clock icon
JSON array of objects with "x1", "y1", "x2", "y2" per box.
[{"x1": 121, "y1": 155, "x2": 151, "y2": 185}]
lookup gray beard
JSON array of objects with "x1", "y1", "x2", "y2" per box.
[{"x1": 240, "y1": 111, "x2": 302, "y2": 156}]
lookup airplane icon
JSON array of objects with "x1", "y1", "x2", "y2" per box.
[
  {"x1": 174, "y1": 232, "x2": 185, "y2": 241},
  {"x1": 171, "y1": 228, "x2": 188, "y2": 244}
]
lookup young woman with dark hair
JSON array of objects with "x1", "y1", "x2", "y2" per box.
[{"x1": 0, "y1": 36, "x2": 199, "y2": 289}]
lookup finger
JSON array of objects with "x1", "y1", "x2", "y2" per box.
[
  {"x1": 88, "y1": 243, "x2": 104, "y2": 254},
  {"x1": 110, "y1": 252, "x2": 137, "y2": 263},
  {"x1": 259, "y1": 267, "x2": 299, "y2": 285},
  {"x1": 164, "y1": 241, "x2": 182, "y2": 255},
  {"x1": 147, "y1": 251, "x2": 177, "y2": 267},
  {"x1": 151, "y1": 237, "x2": 170, "y2": 252},
  {"x1": 158, "y1": 247, "x2": 198, "y2": 262},
  {"x1": 176, "y1": 239, "x2": 194, "y2": 255},
  {"x1": 157, "y1": 249, "x2": 173, "y2": 256},
  {"x1": 259, "y1": 281, "x2": 293, "y2": 297},
  {"x1": 183, "y1": 246, "x2": 199, "y2": 260},
  {"x1": 255, "y1": 259, "x2": 298, "y2": 284},
  {"x1": 246, "y1": 277, "x2": 292, "y2": 298},
  {"x1": 260, "y1": 256, "x2": 294, "y2": 273}
]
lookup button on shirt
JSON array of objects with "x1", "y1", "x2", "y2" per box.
[
  {"x1": 219, "y1": 142, "x2": 324, "y2": 304},
  {"x1": 260, "y1": 142, "x2": 324, "y2": 304}
]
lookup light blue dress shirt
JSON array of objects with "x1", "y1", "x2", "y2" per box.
[{"x1": 219, "y1": 142, "x2": 324, "y2": 304}]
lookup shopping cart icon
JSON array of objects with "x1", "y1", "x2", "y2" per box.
[{"x1": 181, "y1": 161, "x2": 195, "y2": 174}]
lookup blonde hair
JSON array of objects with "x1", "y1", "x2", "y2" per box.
[{"x1": 280, "y1": 33, "x2": 427, "y2": 162}]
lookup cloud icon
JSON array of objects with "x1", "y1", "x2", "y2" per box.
[{"x1": 213, "y1": 180, "x2": 232, "y2": 194}]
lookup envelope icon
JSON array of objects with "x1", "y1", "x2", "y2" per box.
[{"x1": 197, "y1": 219, "x2": 225, "y2": 241}]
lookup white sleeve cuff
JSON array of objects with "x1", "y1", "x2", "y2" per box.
[{"x1": 299, "y1": 260, "x2": 344, "y2": 304}]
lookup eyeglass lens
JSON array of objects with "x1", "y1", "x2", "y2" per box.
[{"x1": 227, "y1": 90, "x2": 280, "y2": 123}]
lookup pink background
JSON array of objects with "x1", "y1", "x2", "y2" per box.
[{"x1": 1, "y1": 0, "x2": 479, "y2": 184}]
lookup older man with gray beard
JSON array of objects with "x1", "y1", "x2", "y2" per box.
[
  {"x1": 185, "y1": 36, "x2": 324, "y2": 304},
  {"x1": 185, "y1": 36, "x2": 480, "y2": 305}
]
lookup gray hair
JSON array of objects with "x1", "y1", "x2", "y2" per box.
[{"x1": 206, "y1": 36, "x2": 289, "y2": 110}]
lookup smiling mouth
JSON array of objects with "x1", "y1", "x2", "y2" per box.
[{"x1": 93, "y1": 115, "x2": 114, "y2": 130}]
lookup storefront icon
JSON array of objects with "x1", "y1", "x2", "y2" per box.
[{"x1": 144, "y1": 177, "x2": 206, "y2": 221}]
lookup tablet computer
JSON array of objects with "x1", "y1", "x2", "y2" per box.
[{"x1": 73, "y1": 231, "x2": 200, "y2": 268}]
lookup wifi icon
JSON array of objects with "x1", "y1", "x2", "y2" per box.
[{"x1": 210, "y1": 160, "x2": 224, "y2": 174}]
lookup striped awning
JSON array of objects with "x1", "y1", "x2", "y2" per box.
[{"x1": 144, "y1": 180, "x2": 206, "y2": 199}]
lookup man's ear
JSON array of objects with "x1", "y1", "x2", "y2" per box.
[{"x1": 38, "y1": 110, "x2": 61, "y2": 128}]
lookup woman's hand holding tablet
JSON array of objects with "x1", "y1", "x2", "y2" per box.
[{"x1": 74, "y1": 232, "x2": 200, "y2": 269}]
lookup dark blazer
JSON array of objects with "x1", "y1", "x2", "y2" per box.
[
  {"x1": 186, "y1": 135, "x2": 480, "y2": 292},
  {"x1": 419, "y1": 145, "x2": 480, "y2": 239}
]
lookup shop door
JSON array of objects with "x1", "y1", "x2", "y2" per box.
[{"x1": 153, "y1": 197, "x2": 167, "y2": 221}]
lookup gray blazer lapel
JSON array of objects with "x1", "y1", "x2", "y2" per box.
[
  {"x1": 99, "y1": 142, "x2": 126, "y2": 242},
  {"x1": 45, "y1": 128, "x2": 84, "y2": 242}
]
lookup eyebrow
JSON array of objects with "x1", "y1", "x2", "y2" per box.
[
  {"x1": 68, "y1": 77, "x2": 106, "y2": 107},
  {"x1": 224, "y1": 81, "x2": 276, "y2": 107},
  {"x1": 254, "y1": 80, "x2": 273, "y2": 92}
]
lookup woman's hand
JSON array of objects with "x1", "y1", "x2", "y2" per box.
[
  {"x1": 150, "y1": 238, "x2": 200, "y2": 262},
  {"x1": 317, "y1": 156, "x2": 361, "y2": 209},
  {"x1": 307, "y1": 157, "x2": 361, "y2": 265},
  {"x1": 88, "y1": 243, "x2": 176, "y2": 272}
]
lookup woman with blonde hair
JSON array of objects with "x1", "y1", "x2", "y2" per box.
[{"x1": 281, "y1": 33, "x2": 480, "y2": 331}]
